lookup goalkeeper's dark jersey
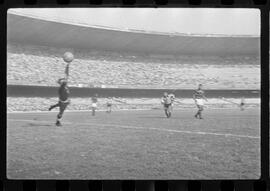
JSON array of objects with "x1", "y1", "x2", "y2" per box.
[
  {"x1": 58, "y1": 84, "x2": 70, "y2": 102},
  {"x1": 194, "y1": 90, "x2": 205, "y2": 99}
]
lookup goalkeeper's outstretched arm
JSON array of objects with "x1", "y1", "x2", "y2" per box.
[{"x1": 65, "y1": 63, "x2": 70, "y2": 81}]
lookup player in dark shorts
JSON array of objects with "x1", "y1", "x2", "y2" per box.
[
  {"x1": 106, "y1": 97, "x2": 113, "y2": 113},
  {"x1": 193, "y1": 84, "x2": 207, "y2": 119},
  {"x1": 49, "y1": 78, "x2": 70, "y2": 126},
  {"x1": 168, "y1": 93, "x2": 175, "y2": 111},
  {"x1": 161, "y1": 92, "x2": 174, "y2": 118},
  {"x1": 91, "y1": 94, "x2": 98, "y2": 116},
  {"x1": 240, "y1": 97, "x2": 245, "y2": 111}
]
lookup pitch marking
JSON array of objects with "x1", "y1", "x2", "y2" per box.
[
  {"x1": 6, "y1": 106, "x2": 260, "y2": 114},
  {"x1": 6, "y1": 108, "x2": 154, "y2": 114},
  {"x1": 8, "y1": 119, "x2": 260, "y2": 139}
]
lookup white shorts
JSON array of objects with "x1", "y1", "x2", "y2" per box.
[
  {"x1": 92, "y1": 103, "x2": 97, "y2": 108},
  {"x1": 195, "y1": 99, "x2": 204, "y2": 106}
]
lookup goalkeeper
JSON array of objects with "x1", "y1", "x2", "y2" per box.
[{"x1": 48, "y1": 63, "x2": 71, "y2": 126}]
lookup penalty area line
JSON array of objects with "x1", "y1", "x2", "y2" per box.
[
  {"x1": 6, "y1": 108, "x2": 154, "y2": 114},
  {"x1": 6, "y1": 107, "x2": 258, "y2": 114},
  {"x1": 8, "y1": 119, "x2": 260, "y2": 140}
]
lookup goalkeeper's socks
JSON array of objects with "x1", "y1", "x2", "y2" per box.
[{"x1": 56, "y1": 120, "x2": 62, "y2": 126}]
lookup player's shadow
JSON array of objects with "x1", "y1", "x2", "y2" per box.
[
  {"x1": 138, "y1": 116, "x2": 168, "y2": 119},
  {"x1": 23, "y1": 123, "x2": 52, "y2": 127}
]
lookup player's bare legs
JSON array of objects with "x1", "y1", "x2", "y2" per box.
[
  {"x1": 56, "y1": 111, "x2": 63, "y2": 126},
  {"x1": 194, "y1": 109, "x2": 199, "y2": 118},
  {"x1": 164, "y1": 104, "x2": 172, "y2": 118},
  {"x1": 91, "y1": 94, "x2": 98, "y2": 116},
  {"x1": 195, "y1": 105, "x2": 203, "y2": 119},
  {"x1": 56, "y1": 102, "x2": 69, "y2": 126},
  {"x1": 108, "y1": 106, "x2": 112, "y2": 113},
  {"x1": 92, "y1": 107, "x2": 96, "y2": 116},
  {"x1": 164, "y1": 107, "x2": 169, "y2": 117},
  {"x1": 168, "y1": 105, "x2": 172, "y2": 118},
  {"x1": 106, "y1": 104, "x2": 112, "y2": 113},
  {"x1": 49, "y1": 102, "x2": 60, "y2": 111},
  {"x1": 240, "y1": 104, "x2": 245, "y2": 111}
]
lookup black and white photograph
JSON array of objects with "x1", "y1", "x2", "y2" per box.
[{"x1": 7, "y1": 8, "x2": 260, "y2": 179}]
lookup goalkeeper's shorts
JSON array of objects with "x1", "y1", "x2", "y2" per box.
[
  {"x1": 59, "y1": 99, "x2": 70, "y2": 104},
  {"x1": 58, "y1": 99, "x2": 70, "y2": 114}
]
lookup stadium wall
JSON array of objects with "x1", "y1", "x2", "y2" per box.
[{"x1": 7, "y1": 85, "x2": 260, "y2": 98}]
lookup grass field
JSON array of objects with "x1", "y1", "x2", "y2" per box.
[{"x1": 7, "y1": 108, "x2": 260, "y2": 179}]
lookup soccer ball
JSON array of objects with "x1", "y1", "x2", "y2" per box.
[{"x1": 63, "y1": 52, "x2": 74, "y2": 63}]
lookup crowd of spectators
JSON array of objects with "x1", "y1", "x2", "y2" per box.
[{"x1": 7, "y1": 43, "x2": 260, "y2": 89}]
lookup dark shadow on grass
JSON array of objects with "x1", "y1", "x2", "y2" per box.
[{"x1": 24, "y1": 123, "x2": 53, "y2": 127}]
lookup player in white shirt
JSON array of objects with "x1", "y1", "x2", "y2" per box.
[{"x1": 161, "y1": 92, "x2": 175, "y2": 118}]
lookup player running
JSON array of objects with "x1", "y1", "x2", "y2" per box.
[
  {"x1": 91, "y1": 94, "x2": 98, "y2": 116},
  {"x1": 168, "y1": 93, "x2": 176, "y2": 111},
  {"x1": 240, "y1": 97, "x2": 245, "y2": 111},
  {"x1": 161, "y1": 92, "x2": 174, "y2": 118},
  {"x1": 193, "y1": 84, "x2": 207, "y2": 119},
  {"x1": 48, "y1": 64, "x2": 71, "y2": 126},
  {"x1": 106, "y1": 97, "x2": 113, "y2": 113}
]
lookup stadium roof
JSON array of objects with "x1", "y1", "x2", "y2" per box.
[
  {"x1": 7, "y1": 12, "x2": 260, "y2": 56},
  {"x1": 8, "y1": 8, "x2": 260, "y2": 36}
]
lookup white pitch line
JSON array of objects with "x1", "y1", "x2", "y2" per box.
[
  {"x1": 6, "y1": 108, "x2": 154, "y2": 114},
  {"x1": 6, "y1": 106, "x2": 259, "y2": 114},
  {"x1": 8, "y1": 119, "x2": 260, "y2": 140}
]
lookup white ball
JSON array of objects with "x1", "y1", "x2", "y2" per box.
[{"x1": 63, "y1": 52, "x2": 74, "y2": 63}]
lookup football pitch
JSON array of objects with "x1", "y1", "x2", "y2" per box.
[{"x1": 7, "y1": 108, "x2": 260, "y2": 179}]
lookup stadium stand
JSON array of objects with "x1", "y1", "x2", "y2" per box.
[
  {"x1": 7, "y1": 43, "x2": 259, "y2": 89},
  {"x1": 7, "y1": 97, "x2": 260, "y2": 112}
]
